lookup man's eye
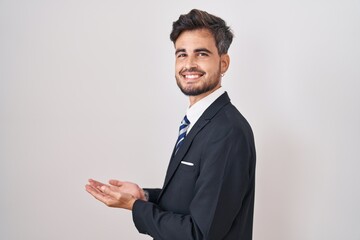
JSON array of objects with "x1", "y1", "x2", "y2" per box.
[
  {"x1": 198, "y1": 52, "x2": 209, "y2": 57},
  {"x1": 177, "y1": 53, "x2": 187, "y2": 58}
]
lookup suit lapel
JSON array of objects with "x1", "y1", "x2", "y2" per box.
[{"x1": 158, "y1": 92, "x2": 231, "y2": 201}]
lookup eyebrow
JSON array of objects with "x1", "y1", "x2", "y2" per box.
[
  {"x1": 194, "y1": 48, "x2": 212, "y2": 54},
  {"x1": 175, "y1": 48, "x2": 186, "y2": 55},
  {"x1": 175, "y1": 48, "x2": 213, "y2": 55}
]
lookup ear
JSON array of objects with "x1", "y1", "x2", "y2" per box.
[{"x1": 220, "y1": 54, "x2": 230, "y2": 74}]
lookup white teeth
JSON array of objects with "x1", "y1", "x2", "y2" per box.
[{"x1": 185, "y1": 75, "x2": 200, "y2": 79}]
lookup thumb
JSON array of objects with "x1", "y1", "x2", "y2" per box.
[{"x1": 109, "y1": 179, "x2": 123, "y2": 187}]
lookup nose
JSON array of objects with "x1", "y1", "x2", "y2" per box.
[{"x1": 185, "y1": 55, "x2": 197, "y2": 69}]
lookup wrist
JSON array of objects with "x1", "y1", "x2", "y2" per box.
[
  {"x1": 128, "y1": 197, "x2": 137, "y2": 210},
  {"x1": 141, "y1": 189, "x2": 149, "y2": 201}
]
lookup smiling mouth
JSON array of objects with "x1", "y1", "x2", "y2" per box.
[
  {"x1": 181, "y1": 70, "x2": 205, "y2": 80},
  {"x1": 183, "y1": 74, "x2": 203, "y2": 79}
]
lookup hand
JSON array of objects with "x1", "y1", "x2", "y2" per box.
[
  {"x1": 85, "y1": 179, "x2": 144, "y2": 210},
  {"x1": 87, "y1": 179, "x2": 147, "y2": 201},
  {"x1": 108, "y1": 179, "x2": 147, "y2": 201}
]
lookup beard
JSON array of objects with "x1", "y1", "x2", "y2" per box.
[{"x1": 175, "y1": 68, "x2": 221, "y2": 96}]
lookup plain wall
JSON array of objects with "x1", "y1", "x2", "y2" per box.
[{"x1": 1, "y1": 0, "x2": 359, "y2": 239}]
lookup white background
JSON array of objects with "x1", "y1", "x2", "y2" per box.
[{"x1": 1, "y1": 0, "x2": 359, "y2": 239}]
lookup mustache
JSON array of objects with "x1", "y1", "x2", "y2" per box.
[{"x1": 180, "y1": 67, "x2": 205, "y2": 75}]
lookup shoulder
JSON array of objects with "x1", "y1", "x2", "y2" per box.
[{"x1": 208, "y1": 102, "x2": 254, "y2": 141}]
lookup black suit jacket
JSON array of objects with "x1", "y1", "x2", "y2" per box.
[{"x1": 132, "y1": 92, "x2": 256, "y2": 240}]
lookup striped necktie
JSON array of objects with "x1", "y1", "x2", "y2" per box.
[{"x1": 175, "y1": 115, "x2": 190, "y2": 154}]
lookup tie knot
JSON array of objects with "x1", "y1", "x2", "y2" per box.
[{"x1": 181, "y1": 115, "x2": 190, "y2": 126}]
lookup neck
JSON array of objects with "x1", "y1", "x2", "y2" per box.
[{"x1": 188, "y1": 85, "x2": 221, "y2": 107}]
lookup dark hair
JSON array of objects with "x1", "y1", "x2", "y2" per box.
[{"x1": 170, "y1": 9, "x2": 234, "y2": 55}]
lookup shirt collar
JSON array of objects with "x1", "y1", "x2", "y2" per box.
[{"x1": 186, "y1": 87, "x2": 225, "y2": 133}]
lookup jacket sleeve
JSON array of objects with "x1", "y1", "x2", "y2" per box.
[{"x1": 132, "y1": 127, "x2": 255, "y2": 240}]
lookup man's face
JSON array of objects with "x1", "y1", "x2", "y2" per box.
[{"x1": 175, "y1": 29, "x2": 229, "y2": 97}]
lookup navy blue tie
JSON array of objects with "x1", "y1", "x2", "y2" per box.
[{"x1": 175, "y1": 115, "x2": 190, "y2": 154}]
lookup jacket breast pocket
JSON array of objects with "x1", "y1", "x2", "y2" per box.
[{"x1": 178, "y1": 161, "x2": 196, "y2": 172}]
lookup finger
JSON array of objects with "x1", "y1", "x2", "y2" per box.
[
  {"x1": 100, "y1": 185, "x2": 122, "y2": 200},
  {"x1": 86, "y1": 185, "x2": 106, "y2": 199},
  {"x1": 88, "y1": 179, "x2": 105, "y2": 187},
  {"x1": 109, "y1": 179, "x2": 124, "y2": 187},
  {"x1": 86, "y1": 185, "x2": 115, "y2": 206},
  {"x1": 89, "y1": 179, "x2": 111, "y2": 190},
  {"x1": 88, "y1": 179, "x2": 101, "y2": 187},
  {"x1": 86, "y1": 184, "x2": 106, "y2": 196}
]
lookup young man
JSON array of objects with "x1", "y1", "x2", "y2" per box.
[{"x1": 86, "y1": 9, "x2": 256, "y2": 240}]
